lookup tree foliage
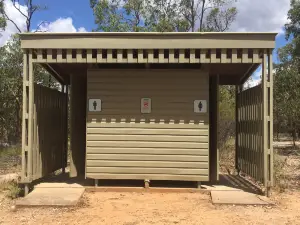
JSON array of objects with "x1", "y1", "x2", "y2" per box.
[
  {"x1": 0, "y1": 0, "x2": 47, "y2": 33},
  {"x1": 274, "y1": 52, "x2": 300, "y2": 145},
  {"x1": 90, "y1": 0, "x2": 237, "y2": 32},
  {"x1": 285, "y1": 0, "x2": 300, "y2": 58},
  {"x1": 0, "y1": 1, "x2": 7, "y2": 32},
  {"x1": 0, "y1": 35, "x2": 57, "y2": 144},
  {"x1": 219, "y1": 85, "x2": 235, "y2": 147},
  {"x1": 275, "y1": 0, "x2": 300, "y2": 145},
  {"x1": 0, "y1": 1, "x2": 54, "y2": 144}
]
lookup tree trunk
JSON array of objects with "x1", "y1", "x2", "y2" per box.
[
  {"x1": 15, "y1": 103, "x2": 21, "y2": 143},
  {"x1": 292, "y1": 127, "x2": 296, "y2": 147},
  {"x1": 199, "y1": 0, "x2": 206, "y2": 31}
]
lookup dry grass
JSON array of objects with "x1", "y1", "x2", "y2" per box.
[
  {"x1": 0, "y1": 146, "x2": 22, "y2": 199},
  {"x1": 0, "y1": 181, "x2": 22, "y2": 199},
  {"x1": 219, "y1": 138, "x2": 300, "y2": 193},
  {"x1": 0, "y1": 146, "x2": 21, "y2": 158},
  {"x1": 219, "y1": 138, "x2": 236, "y2": 174},
  {"x1": 273, "y1": 144, "x2": 300, "y2": 192},
  {"x1": 0, "y1": 146, "x2": 21, "y2": 175}
]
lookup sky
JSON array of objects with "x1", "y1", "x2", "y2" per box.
[{"x1": 0, "y1": 0, "x2": 292, "y2": 86}]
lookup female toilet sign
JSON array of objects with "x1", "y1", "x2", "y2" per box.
[
  {"x1": 89, "y1": 99, "x2": 102, "y2": 112},
  {"x1": 141, "y1": 98, "x2": 151, "y2": 113},
  {"x1": 194, "y1": 100, "x2": 207, "y2": 113}
]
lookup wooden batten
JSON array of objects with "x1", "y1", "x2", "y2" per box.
[
  {"x1": 27, "y1": 50, "x2": 34, "y2": 180},
  {"x1": 21, "y1": 52, "x2": 28, "y2": 182},
  {"x1": 27, "y1": 47, "x2": 270, "y2": 64}
]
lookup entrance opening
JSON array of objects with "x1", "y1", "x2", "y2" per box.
[{"x1": 218, "y1": 85, "x2": 236, "y2": 175}]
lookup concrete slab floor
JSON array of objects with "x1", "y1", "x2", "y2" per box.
[
  {"x1": 202, "y1": 185, "x2": 243, "y2": 191},
  {"x1": 211, "y1": 191, "x2": 274, "y2": 205},
  {"x1": 16, "y1": 183, "x2": 85, "y2": 207}
]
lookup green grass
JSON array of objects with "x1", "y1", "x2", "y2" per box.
[{"x1": 0, "y1": 146, "x2": 21, "y2": 158}]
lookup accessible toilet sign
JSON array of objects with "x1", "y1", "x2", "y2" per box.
[
  {"x1": 141, "y1": 98, "x2": 151, "y2": 113},
  {"x1": 89, "y1": 99, "x2": 102, "y2": 112},
  {"x1": 194, "y1": 100, "x2": 207, "y2": 113}
]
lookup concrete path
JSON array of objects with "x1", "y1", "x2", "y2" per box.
[
  {"x1": 211, "y1": 191, "x2": 274, "y2": 205},
  {"x1": 16, "y1": 183, "x2": 85, "y2": 207}
]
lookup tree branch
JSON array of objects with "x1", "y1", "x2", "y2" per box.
[
  {"x1": 12, "y1": 0, "x2": 28, "y2": 20},
  {"x1": 34, "y1": 20, "x2": 48, "y2": 32},
  {"x1": 3, "y1": 10, "x2": 22, "y2": 32}
]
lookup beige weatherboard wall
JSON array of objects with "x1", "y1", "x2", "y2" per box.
[
  {"x1": 86, "y1": 69, "x2": 209, "y2": 181},
  {"x1": 20, "y1": 32, "x2": 276, "y2": 195}
]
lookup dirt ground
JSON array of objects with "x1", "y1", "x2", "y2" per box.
[
  {"x1": 1, "y1": 190, "x2": 300, "y2": 225},
  {"x1": 0, "y1": 140, "x2": 300, "y2": 225}
]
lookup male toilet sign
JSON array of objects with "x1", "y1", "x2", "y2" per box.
[
  {"x1": 89, "y1": 99, "x2": 102, "y2": 112},
  {"x1": 141, "y1": 98, "x2": 151, "y2": 113},
  {"x1": 194, "y1": 100, "x2": 207, "y2": 113}
]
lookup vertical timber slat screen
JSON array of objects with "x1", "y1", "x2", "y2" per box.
[
  {"x1": 32, "y1": 84, "x2": 67, "y2": 180},
  {"x1": 237, "y1": 85, "x2": 263, "y2": 183}
]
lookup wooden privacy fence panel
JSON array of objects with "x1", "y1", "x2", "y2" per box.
[
  {"x1": 31, "y1": 84, "x2": 67, "y2": 180},
  {"x1": 30, "y1": 48, "x2": 264, "y2": 64},
  {"x1": 237, "y1": 50, "x2": 273, "y2": 194},
  {"x1": 237, "y1": 85, "x2": 264, "y2": 183}
]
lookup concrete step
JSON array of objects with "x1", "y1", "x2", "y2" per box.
[{"x1": 16, "y1": 183, "x2": 85, "y2": 207}]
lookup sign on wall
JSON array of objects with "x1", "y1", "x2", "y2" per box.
[
  {"x1": 141, "y1": 98, "x2": 151, "y2": 113},
  {"x1": 89, "y1": 99, "x2": 102, "y2": 112},
  {"x1": 194, "y1": 100, "x2": 207, "y2": 113}
]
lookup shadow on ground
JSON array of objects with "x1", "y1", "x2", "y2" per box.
[
  {"x1": 275, "y1": 145, "x2": 300, "y2": 156},
  {"x1": 30, "y1": 172, "x2": 263, "y2": 195}
]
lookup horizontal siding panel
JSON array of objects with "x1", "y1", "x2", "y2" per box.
[
  {"x1": 86, "y1": 148, "x2": 208, "y2": 155},
  {"x1": 86, "y1": 167, "x2": 208, "y2": 175},
  {"x1": 86, "y1": 69, "x2": 209, "y2": 181},
  {"x1": 87, "y1": 122, "x2": 209, "y2": 129},
  {"x1": 88, "y1": 78, "x2": 208, "y2": 82},
  {"x1": 88, "y1": 85, "x2": 209, "y2": 91},
  {"x1": 86, "y1": 160, "x2": 208, "y2": 168},
  {"x1": 87, "y1": 78, "x2": 209, "y2": 83},
  {"x1": 86, "y1": 173, "x2": 209, "y2": 181},
  {"x1": 86, "y1": 135, "x2": 208, "y2": 142},
  {"x1": 87, "y1": 83, "x2": 209, "y2": 88},
  {"x1": 86, "y1": 128, "x2": 208, "y2": 136},
  {"x1": 87, "y1": 102, "x2": 208, "y2": 108},
  {"x1": 88, "y1": 73, "x2": 209, "y2": 78},
  {"x1": 86, "y1": 96, "x2": 209, "y2": 102},
  {"x1": 86, "y1": 154, "x2": 208, "y2": 162},
  {"x1": 86, "y1": 141, "x2": 208, "y2": 149},
  {"x1": 87, "y1": 115, "x2": 209, "y2": 121},
  {"x1": 87, "y1": 92, "x2": 209, "y2": 97}
]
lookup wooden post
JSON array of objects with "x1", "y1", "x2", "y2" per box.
[
  {"x1": 197, "y1": 181, "x2": 201, "y2": 189},
  {"x1": 262, "y1": 51, "x2": 267, "y2": 193},
  {"x1": 262, "y1": 49, "x2": 273, "y2": 196},
  {"x1": 216, "y1": 75, "x2": 220, "y2": 181},
  {"x1": 235, "y1": 85, "x2": 242, "y2": 174},
  {"x1": 235, "y1": 85, "x2": 239, "y2": 173},
  {"x1": 70, "y1": 74, "x2": 87, "y2": 177},
  {"x1": 24, "y1": 184, "x2": 29, "y2": 196},
  {"x1": 27, "y1": 50, "x2": 34, "y2": 182},
  {"x1": 269, "y1": 51, "x2": 274, "y2": 187},
  {"x1": 144, "y1": 179, "x2": 150, "y2": 188},
  {"x1": 62, "y1": 85, "x2": 68, "y2": 174},
  {"x1": 209, "y1": 75, "x2": 219, "y2": 182},
  {"x1": 21, "y1": 51, "x2": 28, "y2": 184},
  {"x1": 268, "y1": 50, "x2": 274, "y2": 195}
]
